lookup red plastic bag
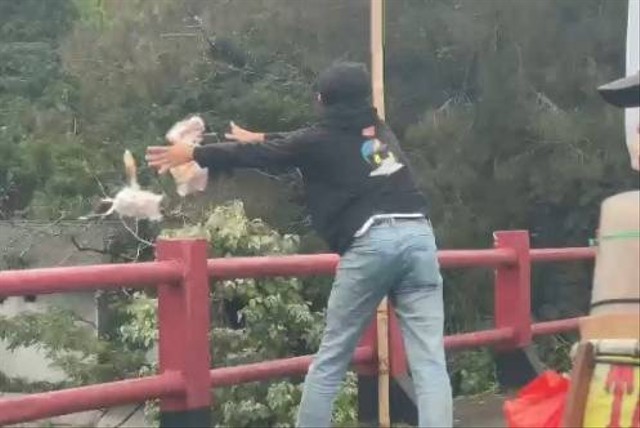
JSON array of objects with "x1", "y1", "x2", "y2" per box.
[{"x1": 504, "y1": 371, "x2": 569, "y2": 428}]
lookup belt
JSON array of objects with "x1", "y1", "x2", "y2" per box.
[{"x1": 354, "y1": 213, "x2": 427, "y2": 238}]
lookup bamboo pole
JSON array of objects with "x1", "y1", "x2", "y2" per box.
[
  {"x1": 370, "y1": 0, "x2": 390, "y2": 427},
  {"x1": 376, "y1": 299, "x2": 391, "y2": 428},
  {"x1": 371, "y1": 0, "x2": 386, "y2": 120}
]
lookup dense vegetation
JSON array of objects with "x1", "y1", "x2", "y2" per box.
[{"x1": 1, "y1": 0, "x2": 637, "y2": 426}]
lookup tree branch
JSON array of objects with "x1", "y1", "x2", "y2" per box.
[
  {"x1": 119, "y1": 218, "x2": 154, "y2": 248},
  {"x1": 70, "y1": 235, "x2": 136, "y2": 262}
]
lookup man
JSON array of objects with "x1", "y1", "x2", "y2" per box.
[{"x1": 146, "y1": 62, "x2": 453, "y2": 428}]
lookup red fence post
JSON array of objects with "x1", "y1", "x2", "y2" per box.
[
  {"x1": 494, "y1": 230, "x2": 532, "y2": 349},
  {"x1": 156, "y1": 239, "x2": 211, "y2": 428}
]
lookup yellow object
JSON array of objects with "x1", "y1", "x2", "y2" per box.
[{"x1": 583, "y1": 359, "x2": 640, "y2": 428}]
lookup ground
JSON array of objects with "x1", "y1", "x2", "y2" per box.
[{"x1": 454, "y1": 393, "x2": 507, "y2": 427}]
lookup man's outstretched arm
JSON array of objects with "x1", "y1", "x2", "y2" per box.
[
  {"x1": 222, "y1": 121, "x2": 303, "y2": 144},
  {"x1": 146, "y1": 132, "x2": 308, "y2": 174}
]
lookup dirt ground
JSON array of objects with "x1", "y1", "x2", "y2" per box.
[{"x1": 453, "y1": 393, "x2": 507, "y2": 427}]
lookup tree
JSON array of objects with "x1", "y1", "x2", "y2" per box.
[
  {"x1": 0, "y1": 0, "x2": 81, "y2": 218},
  {"x1": 392, "y1": 0, "x2": 635, "y2": 325}
]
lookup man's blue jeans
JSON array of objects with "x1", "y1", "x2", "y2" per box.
[{"x1": 296, "y1": 219, "x2": 453, "y2": 427}]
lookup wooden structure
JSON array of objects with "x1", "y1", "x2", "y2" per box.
[{"x1": 562, "y1": 192, "x2": 640, "y2": 427}]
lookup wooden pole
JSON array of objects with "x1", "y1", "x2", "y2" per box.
[
  {"x1": 370, "y1": 1, "x2": 390, "y2": 427},
  {"x1": 371, "y1": 0, "x2": 386, "y2": 120},
  {"x1": 376, "y1": 300, "x2": 391, "y2": 428},
  {"x1": 561, "y1": 342, "x2": 595, "y2": 428}
]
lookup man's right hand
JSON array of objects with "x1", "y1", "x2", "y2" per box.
[
  {"x1": 146, "y1": 143, "x2": 195, "y2": 175},
  {"x1": 225, "y1": 121, "x2": 265, "y2": 143}
]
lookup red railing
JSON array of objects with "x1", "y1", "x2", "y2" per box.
[{"x1": 0, "y1": 230, "x2": 595, "y2": 426}]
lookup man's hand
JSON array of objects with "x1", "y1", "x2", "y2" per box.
[
  {"x1": 146, "y1": 142, "x2": 195, "y2": 174},
  {"x1": 225, "y1": 121, "x2": 265, "y2": 143}
]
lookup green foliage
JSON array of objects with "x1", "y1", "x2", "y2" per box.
[
  {"x1": 2, "y1": 0, "x2": 320, "y2": 221},
  {"x1": 0, "y1": 307, "x2": 146, "y2": 386},
  {"x1": 332, "y1": 372, "x2": 359, "y2": 427},
  {"x1": 398, "y1": 0, "x2": 635, "y2": 326},
  {"x1": 449, "y1": 350, "x2": 498, "y2": 396},
  {"x1": 0, "y1": 0, "x2": 85, "y2": 218},
  {"x1": 162, "y1": 200, "x2": 300, "y2": 257},
  {"x1": 118, "y1": 292, "x2": 158, "y2": 350},
  {"x1": 534, "y1": 334, "x2": 576, "y2": 374},
  {"x1": 0, "y1": 371, "x2": 64, "y2": 394}
]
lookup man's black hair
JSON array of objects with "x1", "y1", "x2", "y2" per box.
[{"x1": 315, "y1": 62, "x2": 372, "y2": 106}]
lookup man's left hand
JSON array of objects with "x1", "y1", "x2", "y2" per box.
[
  {"x1": 225, "y1": 121, "x2": 265, "y2": 143},
  {"x1": 146, "y1": 143, "x2": 195, "y2": 174}
]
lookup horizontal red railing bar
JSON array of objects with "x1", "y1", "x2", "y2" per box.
[
  {"x1": 0, "y1": 372, "x2": 185, "y2": 426},
  {"x1": 0, "y1": 247, "x2": 592, "y2": 296},
  {"x1": 209, "y1": 346, "x2": 375, "y2": 387},
  {"x1": 208, "y1": 254, "x2": 339, "y2": 279},
  {"x1": 530, "y1": 248, "x2": 595, "y2": 262},
  {"x1": 0, "y1": 261, "x2": 182, "y2": 297},
  {"x1": 208, "y1": 329, "x2": 516, "y2": 388},
  {"x1": 444, "y1": 327, "x2": 515, "y2": 351},
  {"x1": 438, "y1": 249, "x2": 517, "y2": 268},
  {"x1": 531, "y1": 317, "x2": 582, "y2": 336},
  {"x1": 207, "y1": 249, "x2": 518, "y2": 280}
]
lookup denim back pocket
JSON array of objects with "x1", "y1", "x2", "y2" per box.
[{"x1": 396, "y1": 227, "x2": 443, "y2": 293}]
